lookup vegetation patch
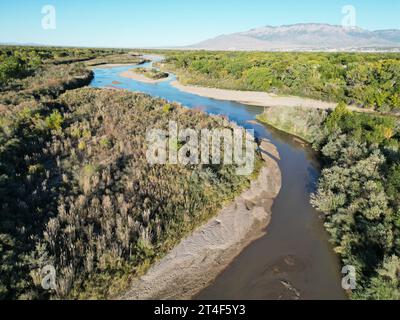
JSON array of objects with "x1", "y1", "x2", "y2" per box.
[{"x1": 133, "y1": 67, "x2": 169, "y2": 80}]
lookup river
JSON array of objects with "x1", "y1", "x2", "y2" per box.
[{"x1": 90, "y1": 57, "x2": 347, "y2": 300}]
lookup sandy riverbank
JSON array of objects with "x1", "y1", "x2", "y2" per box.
[
  {"x1": 119, "y1": 139, "x2": 282, "y2": 300},
  {"x1": 170, "y1": 81, "x2": 337, "y2": 109},
  {"x1": 120, "y1": 70, "x2": 170, "y2": 84},
  {"x1": 170, "y1": 81, "x2": 376, "y2": 113}
]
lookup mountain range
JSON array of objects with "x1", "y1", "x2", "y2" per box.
[{"x1": 188, "y1": 23, "x2": 400, "y2": 52}]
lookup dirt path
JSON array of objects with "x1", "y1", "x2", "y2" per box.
[{"x1": 119, "y1": 140, "x2": 282, "y2": 300}]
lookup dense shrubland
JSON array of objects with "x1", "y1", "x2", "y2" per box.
[
  {"x1": 0, "y1": 47, "x2": 259, "y2": 299},
  {"x1": 258, "y1": 104, "x2": 400, "y2": 299},
  {"x1": 0, "y1": 46, "x2": 141, "y2": 90},
  {"x1": 1, "y1": 89, "x2": 258, "y2": 300},
  {"x1": 163, "y1": 51, "x2": 400, "y2": 112}
]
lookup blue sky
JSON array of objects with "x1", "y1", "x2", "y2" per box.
[{"x1": 0, "y1": 0, "x2": 399, "y2": 48}]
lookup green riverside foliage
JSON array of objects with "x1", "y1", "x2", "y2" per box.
[
  {"x1": 0, "y1": 47, "x2": 259, "y2": 299},
  {"x1": 163, "y1": 51, "x2": 400, "y2": 112},
  {"x1": 256, "y1": 106, "x2": 328, "y2": 142},
  {"x1": 258, "y1": 104, "x2": 400, "y2": 299}
]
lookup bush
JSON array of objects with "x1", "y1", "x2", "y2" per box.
[{"x1": 45, "y1": 110, "x2": 63, "y2": 131}]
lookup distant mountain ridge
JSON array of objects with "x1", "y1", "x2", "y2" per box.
[{"x1": 189, "y1": 23, "x2": 400, "y2": 51}]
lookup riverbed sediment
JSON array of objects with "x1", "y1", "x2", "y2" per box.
[{"x1": 170, "y1": 81, "x2": 340, "y2": 110}]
